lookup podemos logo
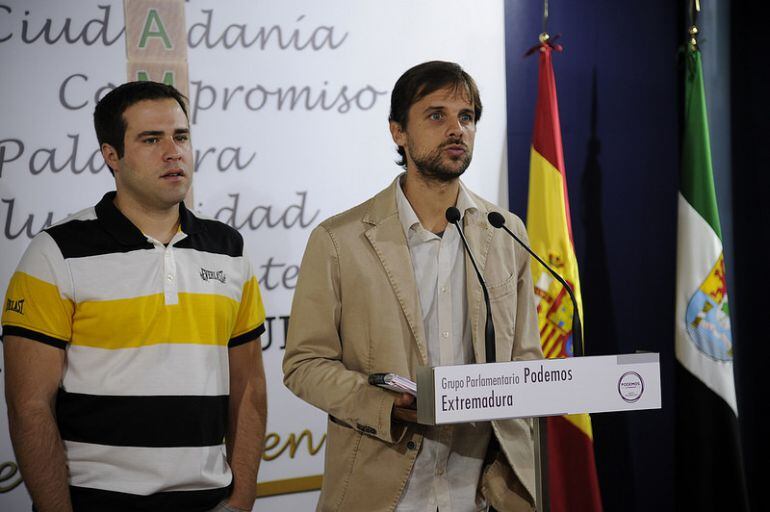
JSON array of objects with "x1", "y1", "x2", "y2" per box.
[{"x1": 617, "y1": 371, "x2": 644, "y2": 403}]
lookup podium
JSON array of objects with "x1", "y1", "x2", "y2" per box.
[
  {"x1": 416, "y1": 353, "x2": 660, "y2": 425},
  {"x1": 415, "y1": 353, "x2": 661, "y2": 511}
]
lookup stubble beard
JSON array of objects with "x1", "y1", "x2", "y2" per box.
[{"x1": 408, "y1": 139, "x2": 473, "y2": 183}]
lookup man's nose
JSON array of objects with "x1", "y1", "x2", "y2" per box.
[
  {"x1": 162, "y1": 138, "x2": 183, "y2": 160},
  {"x1": 446, "y1": 118, "x2": 465, "y2": 139}
]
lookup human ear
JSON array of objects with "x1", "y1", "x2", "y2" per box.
[
  {"x1": 389, "y1": 120, "x2": 407, "y2": 147},
  {"x1": 101, "y1": 143, "x2": 120, "y2": 175}
]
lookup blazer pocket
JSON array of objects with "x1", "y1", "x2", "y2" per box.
[{"x1": 487, "y1": 272, "x2": 516, "y2": 302}]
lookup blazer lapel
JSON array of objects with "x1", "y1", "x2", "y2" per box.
[{"x1": 364, "y1": 184, "x2": 429, "y2": 366}]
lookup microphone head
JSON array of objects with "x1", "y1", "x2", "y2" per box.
[
  {"x1": 487, "y1": 211, "x2": 506, "y2": 228},
  {"x1": 445, "y1": 206, "x2": 461, "y2": 223}
]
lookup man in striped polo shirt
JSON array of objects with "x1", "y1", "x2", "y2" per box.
[{"x1": 2, "y1": 82, "x2": 267, "y2": 512}]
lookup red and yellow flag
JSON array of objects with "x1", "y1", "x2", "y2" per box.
[{"x1": 526, "y1": 42, "x2": 603, "y2": 512}]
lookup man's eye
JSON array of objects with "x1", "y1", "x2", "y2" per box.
[
  {"x1": 175, "y1": 135, "x2": 189, "y2": 142},
  {"x1": 460, "y1": 114, "x2": 474, "y2": 123},
  {"x1": 429, "y1": 112, "x2": 443, "y2": 121},
  {"x1": 144, "y1": 137, "x2": 159, "y2": 144}
]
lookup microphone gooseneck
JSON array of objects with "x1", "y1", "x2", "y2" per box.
[
  {"x1": 446, "y1": 207, "x2": 496, "y2": 363},
  {"x1": 487, "y1": 211, "x2": 584, "y2": 357}
]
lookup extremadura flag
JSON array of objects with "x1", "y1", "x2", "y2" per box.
[{"x1": 674, "y1": 45, "x2": 749, "y2": 511}]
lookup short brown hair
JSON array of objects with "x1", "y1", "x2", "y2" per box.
[
  {"x1": 94, "y1": 81, "x2": 188, "y2": 162},
  {"x1": 388, "y1": 61, "x2": 482, "y2": 168}
]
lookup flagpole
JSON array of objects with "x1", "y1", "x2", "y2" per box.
[{"x1": 536, "y1": 5, "x2": 548, "y2": 509}]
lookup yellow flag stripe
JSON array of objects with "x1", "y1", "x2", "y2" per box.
[
  {"x1": 527, "y1": 147, "x2": 583, "y2": 321},
  {"x1": 527, "y1": 148, "x2": 573, "y2": 254},
  {"x1": 529, "y1": 147, "x2": 593, "y2": 439},
  {"x1": 565, "y1": 413, "x2": 594, "y2": 439}
]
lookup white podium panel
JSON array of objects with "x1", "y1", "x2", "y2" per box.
[{"x1": 416, "y1": 353, "x2": 661, "y2": 425}]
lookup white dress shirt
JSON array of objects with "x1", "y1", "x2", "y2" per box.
[{"x1": 395, "y1": 177, "x2": 492, "y2": 512}]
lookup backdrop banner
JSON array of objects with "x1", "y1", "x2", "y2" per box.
[{"x1": 0, "y1": 1, "x2": 508, "y2": 509}]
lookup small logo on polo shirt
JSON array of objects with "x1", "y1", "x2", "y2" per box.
[
  {"x1": 5, "y1": 298, "x2": 25, "y2": 314},
  {"x1": 200, "y1": 267, "x2": 227, "y2": 283}
]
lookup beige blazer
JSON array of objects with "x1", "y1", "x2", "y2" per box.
[{"x1": 283, "y1": 179, "x2": 544, "y2": 512}]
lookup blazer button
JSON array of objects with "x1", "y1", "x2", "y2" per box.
[
  {"x1": 357, "y1": 424, "x2": 377, "y2": 435},
  {"x1": 407, "y1": 441, "x2": 416, "y2": 450}
]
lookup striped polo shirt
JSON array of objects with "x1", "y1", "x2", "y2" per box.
[{"x1": 1, "y1": 192, "x2": 266, "y2": 511}]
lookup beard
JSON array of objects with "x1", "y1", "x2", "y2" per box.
[{"x1": 407, "y1": 138, "x2": 473, "y2": 182}]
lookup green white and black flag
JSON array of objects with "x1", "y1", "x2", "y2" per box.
[{"x1": 675, "y1": 46, "x2": 749, "y2": 510}]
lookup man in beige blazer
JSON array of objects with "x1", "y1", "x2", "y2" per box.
[{"x1": 283, "y1": 61, "x2": 543, "y2": 512}]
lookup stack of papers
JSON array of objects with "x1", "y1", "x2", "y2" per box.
[{"x1": 369, "y1": 373, "x2": 417, "y2": 396}]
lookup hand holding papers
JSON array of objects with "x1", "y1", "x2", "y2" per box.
[
  {"x1": 369, "y1": 373, "x2": 418, "y2": 423},
  {"x1": 368, "y1": 373, "x2": 417, "y2": 396}
]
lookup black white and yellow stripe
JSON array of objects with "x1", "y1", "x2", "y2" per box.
[{"x1": 1, "y1": 192, "x2": 265, "y2": 511}]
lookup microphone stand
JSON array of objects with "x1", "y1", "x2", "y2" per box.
[
  {"x1": 487, "y1": 212, "x2": 583, "y2": 357},
  {"x1": 446, "y1": 207, "x2": 496, "y2": 363},
  {"x1": 488, "y1": 212, "x2": 584, "y2": 512}
]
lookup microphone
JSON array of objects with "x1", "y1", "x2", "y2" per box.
[
  {"x1": 487, "y1": 211, "x2": 583, "y2": 357},
  {"x1": 446, "y1": 207, "x2": 496, "y2": 363}
]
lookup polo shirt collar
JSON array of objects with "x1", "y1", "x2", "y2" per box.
[
  {"x1": 95, "y1": 191, "x2": 204, "y2": 246},
  {"x1": 178, "y1": 199, "x2": 204, "y2": 235}
]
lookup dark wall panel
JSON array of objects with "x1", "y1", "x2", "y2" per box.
[{"x1": 504, "y1": 1, "x2": 680, "y2": 510}]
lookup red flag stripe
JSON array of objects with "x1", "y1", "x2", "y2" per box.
[
  {"x1": 547, "y1": 416, "x2": 603, "y2": 511},
  {"x1": 531, "y1": 46, "x2": 575, "y2": 244},
  {"x1": 532, "y1": 51, "x2": 565, "y2": 173}
]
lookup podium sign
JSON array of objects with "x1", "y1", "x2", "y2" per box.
[{"x1": 416, "y1": 353, "x2": 661, "y2": 425}]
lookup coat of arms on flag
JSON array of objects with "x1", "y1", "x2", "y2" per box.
[
  {"x1": 685, "y1": 254, "x2": 732, "y2": 361},
  {"x1": 533, "y1": 269, "x2": 576, "y2": 358}
]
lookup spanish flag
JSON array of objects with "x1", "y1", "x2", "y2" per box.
[{"x1": 526, "y1": 42, "x2": 603, "y2": 511}]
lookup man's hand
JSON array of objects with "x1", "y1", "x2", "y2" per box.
[{"x1": 392, "y1": 393, "x2": 417, "y2": 423}]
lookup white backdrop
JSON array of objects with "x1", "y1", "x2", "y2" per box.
[{"x1": 0, "y1": 1, "x2": 509, "y2": 509}]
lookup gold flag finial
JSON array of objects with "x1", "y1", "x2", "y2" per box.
[
  {"x1": 539, "y1": 0, "x2": 550, "y2": 43},
  {"x1": 688, "y1": 0, "x2": 701, "y2": 51}
]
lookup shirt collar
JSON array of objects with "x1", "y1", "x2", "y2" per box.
[
  {"x1": 394, "y1": 174, "x2": 479, "y2": 240},
  {"x1": 456, "y1": 180, "x2": 479, "y2": 219},
  {"x1": 95, "y1": 191, "x2": 204, "y2": 246}
]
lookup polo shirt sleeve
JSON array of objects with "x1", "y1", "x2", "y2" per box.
[
  {"x1": 1, "y1": 231, "x2": 74, "y2": 349},
  {"x1": 228, "y1": 249, "x2": 266, "y2": 348}
]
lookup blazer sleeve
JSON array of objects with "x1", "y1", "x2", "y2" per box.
[{"x1": 282, "y1": 225, "x2": 401, "y2": 444}]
